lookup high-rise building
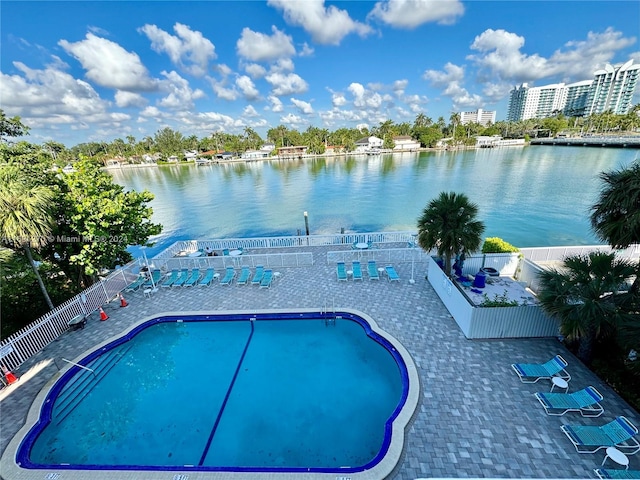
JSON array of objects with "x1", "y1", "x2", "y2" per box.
[
  {"x1": 563, "y1": 80, "x2": 593, "y2": 117},
  {"x1": 459, "y1": 108, "x2": 496, "y2": 126},
  {"x1": 586, "y1": 60, "x2": 640, "y2": 115},
  {"x1": 507, "y1": 84, "x2": 528, "y2": 121},
  {"x1": 506, "y1": 60, "x2": 639, "y2": 120}
]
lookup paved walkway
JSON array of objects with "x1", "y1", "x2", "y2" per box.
[{"x1": 1, "y1": 246, "x2": 638, "y2": 479}]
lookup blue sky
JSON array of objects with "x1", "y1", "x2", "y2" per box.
[{"x1": 2, "y1": 1, "x2": 639, "y2": 146}]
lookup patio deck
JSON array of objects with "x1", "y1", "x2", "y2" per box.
[{"x1": 1, "y1": 244, "x2": 638, "y2": 479}]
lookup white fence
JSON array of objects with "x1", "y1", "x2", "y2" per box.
[
  {"x1": 0, "y1": 262, "x2": 141, "y2": 371},
  {"x1": 520, "y1": 244, "x2": 639, "y2": 262},
  {"x1": 326, "y1": 247, "x2": 429, "y2": 265},
  {"x1": 156, "y1": 231, "x2": 418, "y2": 258}
]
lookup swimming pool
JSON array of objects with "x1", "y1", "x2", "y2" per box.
[{"x1": 7, "y1": 310, "x2": 418, "y2": 479}]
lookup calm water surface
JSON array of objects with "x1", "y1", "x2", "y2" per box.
[{"x1": 109, "y1": 146, "x2": 637, "y2": 256}]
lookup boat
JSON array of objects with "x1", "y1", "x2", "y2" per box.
[
  {"x1": 195, "y1": 157, "x2": 212, "y2": 166},
  {"x1": 366, "y1": 148, "x2": 382, "y2": 156}
]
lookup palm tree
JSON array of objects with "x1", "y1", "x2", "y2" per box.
[
  {"x1": 590, "y1": 161, "x2": 640, "y2": 293},
  {"x1": 416, "y1": 192, "x2": 485, "y2": 276},
  {"x1": 537, "y1": 251, "x2": 636, "y2": 365},
  {"x1": 0, "y1": 168, "x2": 55, "y2": 309},
  {"x1": 591, "y1": 161, "x2": 640, "y2": 250}
]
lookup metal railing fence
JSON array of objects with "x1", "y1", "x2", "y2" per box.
[{"x1": 155, "y1": 231, "x2": 418, "y2": 258}]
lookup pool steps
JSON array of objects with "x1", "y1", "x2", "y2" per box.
[{"x1": 52, "y1": 344, "x2": 133, "y2": 425}]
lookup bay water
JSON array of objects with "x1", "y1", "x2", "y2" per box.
[{"x1": 109, "y1": 146, "x2": 638, "y2": 257}]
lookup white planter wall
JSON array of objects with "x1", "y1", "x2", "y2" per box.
[{"x1": 427, "y1": 256, "x2": 559, "y2": 339}]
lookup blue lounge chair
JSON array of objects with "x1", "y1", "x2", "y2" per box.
[
  {"x1": 184, "y1": 268, "x2": 201, "y2": 287},
  {"x1": 222, "y1": 248, "x2": 230, "y2": 256},
  {"x1": 251, "y1": 265, "x2": 264, "y2": 285},
  {"x1": 125, "y1": 275, "x2": 147, "y2": 292},
  {"x1": 561, "y1": 416, "x2": 640, "y2": 454},
  {"x1": 220, "y1": 267, "x2": 235, "y2": 285},
  {"x1": 172, "y1": 269, "x2": 189, "y2": 287},
  {"x1": 336, "y1": 262, "x2": 347, "y2": 281},
  {"x1": 595, "y1": 469, "x2": 640, "y2": 479},
  {"x1": 198, "y1": 268, "x2": 215, "y2": 286},
  {"x1": 260, "y1": 269, "x2": 273, "y2": 288},
  {"x1": 534, "y1": 386, "x2": 604, "y2": 417},
  {"x1": 161, "y1": 269, "x2": 180, "y2": 287},
  {"x1": 385, "y1": 265, "x2": 400, "y2": 282},
  {"x1": 511, "y1": 355, "x2": 570, "y2": 383},
  {"x1": 236, "y1": 266, "x2": 251, "y2": 285},
  {"x1": 143, "y1": 270, "x2": 161, "y2": 288},
  {"x1": 352, "y1": 261, "x2": 363, "y2": 281},
  {"x1": 367, "y1": 261, "x2": 380, "y2": 280}
]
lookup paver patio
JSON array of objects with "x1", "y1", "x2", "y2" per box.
[{"x1": 1, "y1": 245, "x2": 638, "y2": 479}]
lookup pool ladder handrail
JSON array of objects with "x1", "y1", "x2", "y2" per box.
[
  {"x1": 322, "y1": 299, "x2": 336, "y2": 326},
  {"x1": 62, "y1": 358, "x2": 96, "y2": 377}
]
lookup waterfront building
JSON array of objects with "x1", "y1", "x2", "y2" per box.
[
  {"x1": 563, "y1": 80, "x2": 593, "y2": 117},
  {"x1": 507, "y1": 60, "x2": 640, "y2": 120},
  {"x1": 392, "y1": 135, "x2": 421, "y2": 150},
  {"x1": 507, "y1": 84, "x2": 528, "y2": 121},
  {"x1": 459, "y1": 108, "x2": 496, "y2": 126},
  {"x1": 586, "y1": 60, "x2": 640, "y2": 115},
  {"x1": 354, "y1": 135, "x2": 383, "y2": 152}
]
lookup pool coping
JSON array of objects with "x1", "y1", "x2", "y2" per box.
[{"x1": 1, "y1": 308, "x2": 420, "y2": 480}]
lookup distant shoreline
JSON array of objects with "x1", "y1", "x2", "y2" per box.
[{"x1": 101, "y1": 145, "x2": 487, "y2": 170}]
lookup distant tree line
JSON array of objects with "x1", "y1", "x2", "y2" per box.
[{"x1": 26, "y1": 106, "x2": 640, "y2": 166}]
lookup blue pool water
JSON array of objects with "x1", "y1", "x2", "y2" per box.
[{"x1": 20, "y1": 312, "x2": 408, "y2": 473}]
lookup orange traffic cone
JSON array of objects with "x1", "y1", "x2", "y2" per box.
[
  {"x1": 99, "y1": 307, "x2": 109, "y2": 321},
  {"x1": 1, "y1": 365, "x2": 18, "y2": 385},
  {"x1": 119, "y1": 293, "x2": 128, "y2": 308}
]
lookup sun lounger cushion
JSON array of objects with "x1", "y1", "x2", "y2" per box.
[{"x1": 512, "y1": 355, "x2": 570, "y2": 383}]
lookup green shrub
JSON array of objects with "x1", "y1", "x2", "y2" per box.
[{"x1": 482, "y1": 237, "x2": 519, "y2": 254}]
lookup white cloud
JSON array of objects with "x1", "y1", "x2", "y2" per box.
[
  {"x1": 140, "y1": 106, "x2": 162, "y2": 118},
  {"x1": 244, "y1": 63, "x2": 267, "y2": 79},
  {"x1": 265, "y1": 72, "x2": 309, "y2": 96},
  {"x1": 393, "y1": 79, "x2": 408, "y2": 96},
  {"x1": 2, "y1": 62, "x2": 109, "y2": 117},
  {"x1": 270, "y1": 58, "x2": 295, "y2": 73},
  {"x1": 467, "y1": 29, "x2": 547, "y2": 84},
  {"x1": 545, "y1": 28, "x2": 637, "y2": 80},
  {"x1": 299, "y1": 42, "x2": 315, "y2": 56},
  {"x1": 158, "y1": 70, "x2": 206, "y2": 110},
  {"x1": 268, "y1": 0, "x2": 372, "y2": 46},
  {"x1": 243, "y1": 105, "x2": 259, "y2": 117},
  {"x1": 267, "y1": 95, "x2": 284, "y2": 112},
  {"x1": 348, "y1": 82, "x2": 383, "y2": 108},
  {"x1": 115, "y1": 90, "x2": 147, "y2": 108},
  {"x1": 332, "y1": 92, "x2": 347, "y2": 107},
  {"x1": 139, "y1": 23, "x2": 216, "y2": 77},
  {"x1": 214, "y1": 64, "x2": 233, "y2": 77},
  {"x1": 280, "y1": 112, "x2": 305, "y2": 127},
  {"x1": 236, "y1": 75, "x2": 260, "y2": 100},
  {"x1": 236, "y1": 26, "x2": 295, "y2": 62},
  {"x1": 423, "y1": 62, "x2": 482, "y2": 109},
  {"x1": 212, "y1": 83, "x2": 238, "y2": 101},
  {"x1": 291, "y1": 98, "x2": 314, "y2": 114},
  {"x1": 466, "y1": 28, "x2": 636, "y2": 87},
  {"x1": 87, "y1": 25, "x2": 109, "y2": 36},
  {"x1": 59, "y1": 33, "x2": 156, "y2": 91},
  {"x1": 368, "y1": 0, "x2": 464, "y2": 28}
]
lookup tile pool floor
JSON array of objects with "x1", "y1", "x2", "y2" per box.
[{"x1": 1, "y1": 245, "x2": 639, "y2": 479}]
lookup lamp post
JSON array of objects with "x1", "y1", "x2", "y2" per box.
[{"x1": 303, "y1": 211, "x2": 310, "y2": 236}]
